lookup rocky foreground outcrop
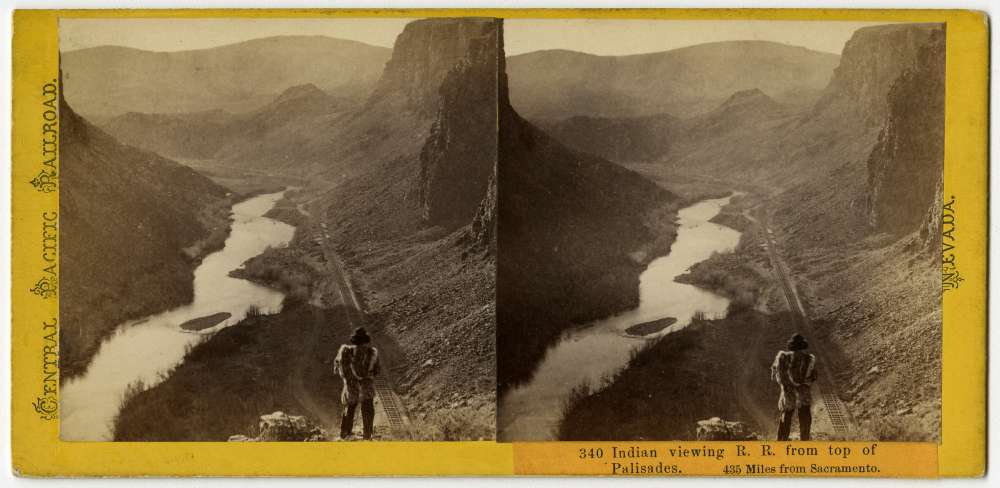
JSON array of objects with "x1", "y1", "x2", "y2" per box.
[
  {"x1": 696, "y1": 417, "x2": 759, "y2": 441},
  {"x1": 229, "y1": 412, "x2": 330, "y2": 442}
]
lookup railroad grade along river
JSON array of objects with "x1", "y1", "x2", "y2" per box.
[
  {"x1": 60, "y1": 191, "x2": 295, "y2": 441},
  {"x1": 498, "y1": 195, "x2": 742, "y2": 441}
]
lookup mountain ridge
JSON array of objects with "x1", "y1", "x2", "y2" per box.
[
  {"x1": 62, "y1": 35, "x2": 391, "y2": 118},
  {"x1": 63, "y1": 34, "x2": 388, "y2": 55},
  {"x1": 507, "y1": 39, "x2": 840, "y2": 120}
]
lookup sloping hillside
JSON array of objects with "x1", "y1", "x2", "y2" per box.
[
  {"x1": 62, "y1": 36, "x2": 390, "y2": 118},
  {"x1": 106, "y1": 18, "x2": 501, "y2": 441},
  {"x1": 507, "y1": 41, "x2": 839, "y2": 120},
  {"x1": 537, "y1": 113, "x2": 680, "y2": 164},
  {"x1": 310, "y1": 17, "x2": 501, "y2": 434},
  {"x1": 101, "y1": 82, "x2": 360, "y2": 174},
  {"x1": 551, "y1": 23, "x2": 946, "y2": 441},
  {"x1": 60, "y1": 95, "x2": 231, "y2": 378},
  {"x1": 498, "y1": 36, "x2": 679, "y2": 391},
  {"x1": 789, "y1": 26, "x2": 945, "y2": 439},
  {"x1": 772, "y1": 23, "x2": 940, "y2": 247}
]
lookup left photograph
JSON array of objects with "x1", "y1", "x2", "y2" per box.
[{"x1": 57, "y1": 17, "x2": 498, "y2": 441}]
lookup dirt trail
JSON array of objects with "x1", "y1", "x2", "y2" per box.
[
  {"x1": 744, "y1": 206, "x2": 856, "y2": 439},
  {"x1": 288, "y1": 307, "x2": 338, "y2": 429},
  {"x1": 734, "y1": 320, "x2": 778, "y2": 438},
  {"x1": 286, "y1": 201, "x2": 410, "y2": 440}
]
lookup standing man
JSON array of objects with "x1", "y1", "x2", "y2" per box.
[
  {"x1": 771, "y1": 333, "x2": 818, "y2": 441},
  {"x1": 335, "y1": 327, "x2": 380, "y2": 440}
]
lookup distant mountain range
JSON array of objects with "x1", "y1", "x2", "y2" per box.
[
  {"x1": 61, "y1": 36, "x2": 391, "y2": 118},
  {"x1": 506, "y1": 41, "x2": 840, "y2": 120},
  {"x1": 102, "y1": 82, "x2": 349, "y2": 169}
]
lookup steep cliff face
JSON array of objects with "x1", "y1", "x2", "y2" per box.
[
  {"x1": 418, "y1": 20, "x2": 499, "y2": 227},
  {"x1": 369, "y1": 18, "x2": 500, "y2": 116},
  {"x1": 60, "y1": 96, "x2": 230, "y2": 378},
  {"x1": 769, "y1": 24, "x2": 944, "y2": 249},
  {"x1": 771, "y1": 25, "x2": 945, "y2": 439},
  {"x1": 811, "y1": 24, "x2": 938, "y2": 127},
  {"x1": 469, "y1": 173, "x2": 497, "y2": 252},
  {"x1": 660, "y1": 24, "x2": 941, "y2": 195},
  {"x1": 497, "y1": 32, "x2": 677, "y2": 390},
  {"x1": 866, "y1": 28, "x2": 945, "y2": 238},
  {"x1": 314, "y1": 18, "x2": 499, "y2": 433}
]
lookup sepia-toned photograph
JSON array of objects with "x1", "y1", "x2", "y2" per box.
[
  {"x1": 58, "y1": 17, "x2": 499, "y2": 442},
  {"x1": 54, "y1": 15, "x2": 945, "y2": 444},
  {"x1": 8, "y1": 5, "x2": 992, "y2": 478},
  {"x1": 497, "y1": 19, "x2": 944, "y2": 442}
]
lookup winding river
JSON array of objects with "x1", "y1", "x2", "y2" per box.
[
  {"x1": 60, "y1": 191, "x2": 295, "y2": 441},
  {"x1": 498, "y1": 195, "x2": 742, "y2": 441}
]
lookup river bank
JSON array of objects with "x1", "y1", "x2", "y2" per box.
[
  {"x1": 61, "y1": 196, "x2": 235, "y2": 380},
  {"x1": 556, "y1": 205, "x2": 786, "y2": 440},
  {"x1": 497, "y1": 197, "x2": 683, "y2": 395},
  {"x1": 59, "y1": 191, "x2": 294, "y2": 440},
  {"x1": 113, "y1": 302, "x2": 349, "y2": 441},
  {"x1": 558, "y1": 309, "x2": 801, "y2": 440},
  {"x1": 498, "y1": 195, "x2": 740, "y2": 441}
]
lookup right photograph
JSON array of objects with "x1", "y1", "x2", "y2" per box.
[{"x1": 497, "y1": 19, "x2": 944, "y2": 442}]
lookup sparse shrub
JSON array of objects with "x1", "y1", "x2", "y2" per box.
[
  {"x1": 110, "y1": 379, "x2": 147, "y2": 436},
  {"x1": 120, "y1": 379, "x2": 146, "y2": 407},
  {"x1": 863, "y1": 416, "x2": 929, "y2": 442},
  {"x1": 246, "y1": 304, "x2": 264, "y2": 319},
  {"x1": 402, "y1": 407, "x2": 495, "y2": 441}
]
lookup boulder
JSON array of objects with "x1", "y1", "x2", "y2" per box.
[
  {"x1": 228, "y1": 411, "x2": 330, "y2": 442},
  {"x1": 696, "y1": 417, "x2": 759, "y2": 441}
]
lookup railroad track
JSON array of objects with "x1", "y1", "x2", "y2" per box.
[
  {"x1": 309, "y1": 218, "x2": 411, "y2": 438},
  {"x1": 374, "y1": 376, "x2": 410, "y2": 432},
  {"x1": 753, "y1": 210, "x2": 854, "y2": 438}
]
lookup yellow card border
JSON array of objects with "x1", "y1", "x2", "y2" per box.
[{"x1": 10, "y1": 8, "x2": 988, "y2": 477}]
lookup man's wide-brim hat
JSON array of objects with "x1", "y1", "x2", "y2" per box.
[
  {"x1": 788, "y1": 333, "x2": 809, "y2": 351},
  {"x1": 350, "y1": 327, "x2": 371, "y2": 345}
]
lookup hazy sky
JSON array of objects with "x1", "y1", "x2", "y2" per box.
[
  {"x1": 504, "y1": 19, "x2": 891, "y2": 56},
  {"x1": 60, "y1": 17, "x2": 889, "y2": 56},
  {"x1": 59, "y1": 18, "x2": 414, "y2": 52}
]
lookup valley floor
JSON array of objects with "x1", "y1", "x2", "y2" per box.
[
  {"x1": 112, "y1": 171, "x2": 494, "y2": 441},
  {"x1": 557, "y1": 190, "x2": 940, "y2": 442}
]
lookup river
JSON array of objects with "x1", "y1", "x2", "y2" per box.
[
  {"x1": 60, "y1": 191, "x2": 295, "y2": 441},
  {"x1": 498, "y1": 195, "x2": 741, "y2": 441}
]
